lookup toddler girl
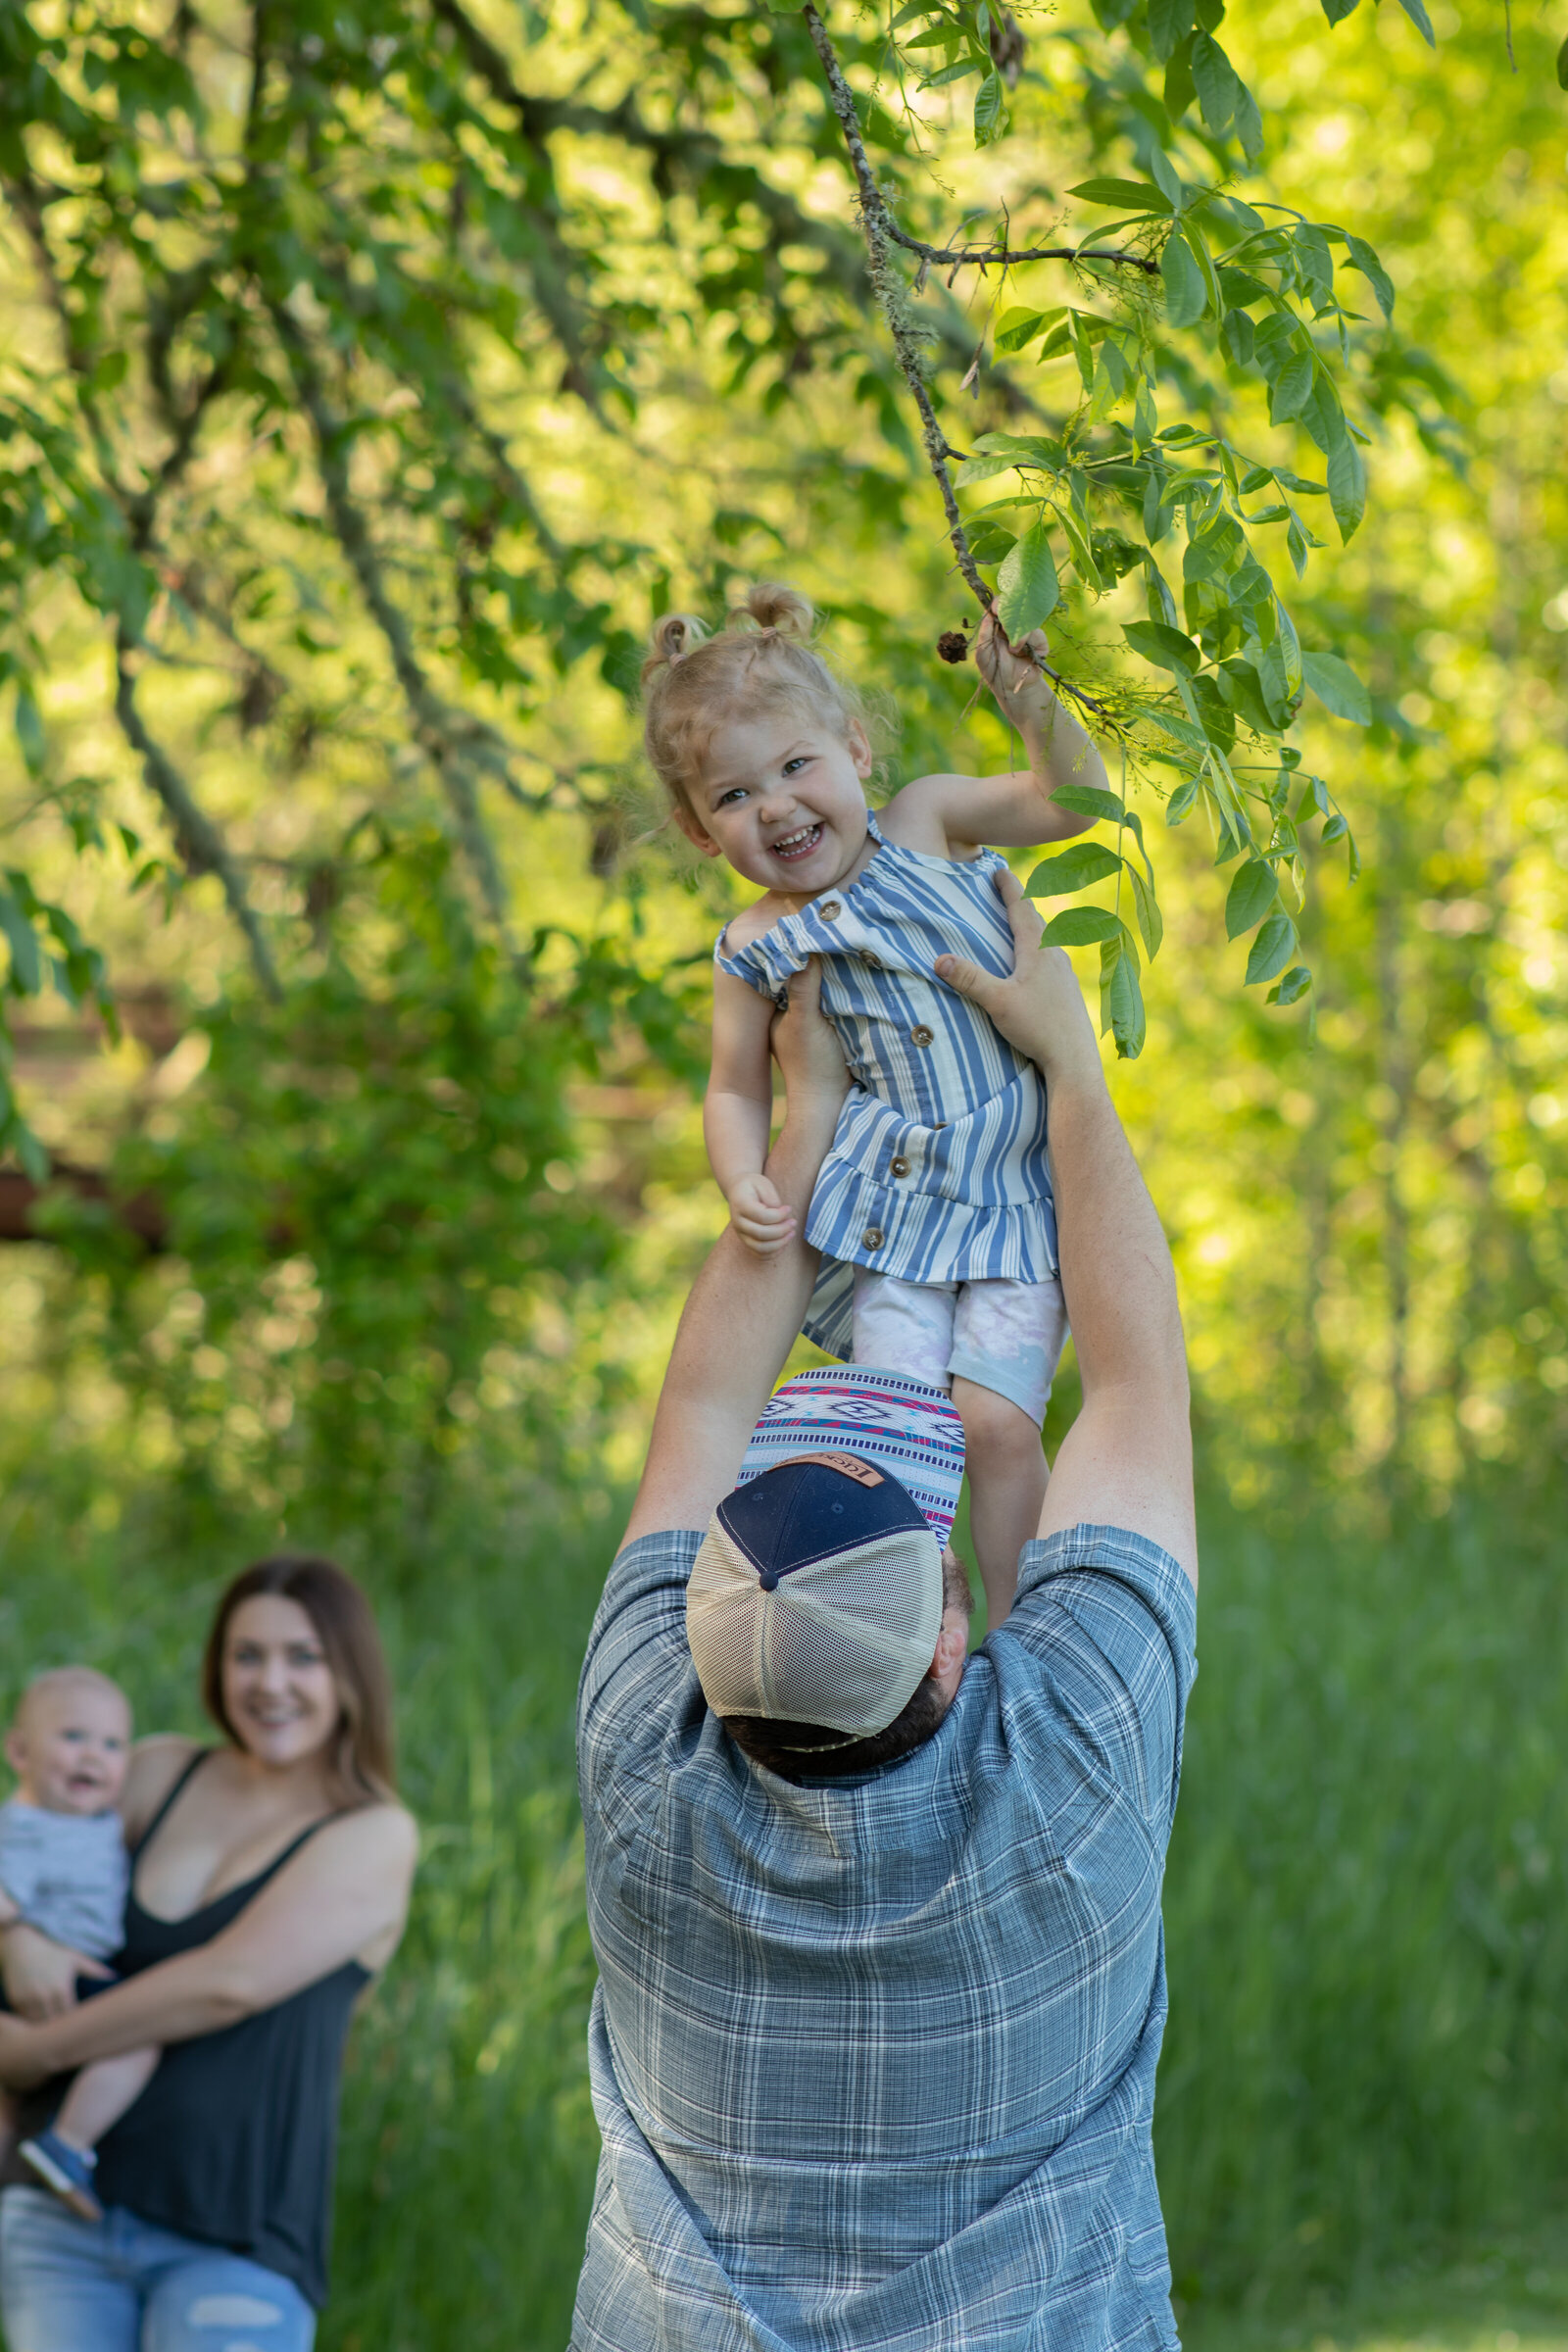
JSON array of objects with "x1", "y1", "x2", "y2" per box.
[{"x1": 644, "y1": 585, "x2": 1107, "y2": 1616}]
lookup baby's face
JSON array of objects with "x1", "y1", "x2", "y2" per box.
[
  {"x1": 678, "y1": 710, "x2": 874, "y2": 896},
  {"x1": 8, "y1": 1680, "x2": 132, "y2": 1815}
]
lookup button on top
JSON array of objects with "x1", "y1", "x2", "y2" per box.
[
  {"x1": 861, "y1": 950, "x2": 882, "y2": 970},
  {"x1": 818, "y1": 898, "x2": 843, "y2": 921},
  {"x1": 909, "y1": 1024, "x2": 934, "y2": 1047},
  {"x1": 890, "y1": 1156, "x2": 910, "y2": 1178},
  {"x1": 861, "y1": 1225, "x2": 885, "y2": 1250}
]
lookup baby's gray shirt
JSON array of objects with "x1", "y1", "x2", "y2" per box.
[{"x1": 0, "y1": 1797, "x2": 129, "y2": 1960}]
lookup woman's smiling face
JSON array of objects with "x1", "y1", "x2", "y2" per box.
[
  {"x1": 221, "y1": 1594, "x2": 342, "y2": 1772},
  {"x1": 675, "y1": 709, "x2": 874, "y2": 896}
]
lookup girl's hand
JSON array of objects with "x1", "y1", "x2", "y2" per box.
[
  {"x1": 975, "y1": 612, "x2": 1054, "y2": 720},
  {"x1": 0, "y1": 2010, "x2": 51, "y2": 2090},
  {"x1": 728, "y1": 1171, "x2": 797, "y2": 1256},
  {"x1": 0, "y1": 1923, "x2": 110, "y2": 2020}
]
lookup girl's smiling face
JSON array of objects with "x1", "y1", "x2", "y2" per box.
[{"x1": 675, "y1": 709, "x2": 875, "y2": 896}]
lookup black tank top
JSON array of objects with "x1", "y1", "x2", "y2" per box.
[{"x1": 92, "y1": 1751, "x2": 371, "y2": 2309}]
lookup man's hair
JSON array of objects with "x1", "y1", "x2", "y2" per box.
[{"x1": 722, "y1": 1549, "x2": 973, "y2": 1781}]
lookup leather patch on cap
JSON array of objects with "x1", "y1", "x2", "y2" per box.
[{"x1": 796, "y1": 1451, "x2": 885, "y2": 1487}]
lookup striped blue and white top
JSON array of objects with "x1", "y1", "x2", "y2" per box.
[{"x1": 716, "y1": 816, "x2": 1057, "y2": 1362}]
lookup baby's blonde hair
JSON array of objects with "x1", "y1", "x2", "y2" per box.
[{"x1": 642, "y1": 584, "x2": 869, "y2": 810}]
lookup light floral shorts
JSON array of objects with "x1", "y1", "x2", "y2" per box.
[{"x1": 851, "y1": 1268, "x2": 1069, "y2": 1428}]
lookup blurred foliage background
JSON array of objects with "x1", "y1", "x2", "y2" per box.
[{"x1": 2, "y1": 0, "x2": 1567, "y2": 2343}]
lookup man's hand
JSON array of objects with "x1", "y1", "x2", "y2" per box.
[
  {"x1": 0, "y1": 2010, "x2": 51, "y2": 2090},
  {"x1": 728, "y1": 1171, "x2": 795, "y2": 1256},
  {"x1": 768, "y1": 956, "x2": 849, "y2": 1114},
  {"x1": 934, "y1": 869, "x2": 1102, "y2": 1093},
  {"x1": 0, "y1": 1923, "x2": 109, "y2": 2020}
]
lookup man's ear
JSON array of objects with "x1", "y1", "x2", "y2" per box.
[
  {"x1": 928, "y1": 1613, "x2": 967, "y2": 1688},
  {"x1": 671, "y1": 797, "x2": 722, "y2": 858}
]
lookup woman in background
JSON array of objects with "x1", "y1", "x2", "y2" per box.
[{"x1": 0, "y1": 1555, "x2": 417, "y2": 2352}]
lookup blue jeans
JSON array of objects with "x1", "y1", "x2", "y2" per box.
[{"x1": 0, "y1": 2188, "x2": 316, "y2": 2352}]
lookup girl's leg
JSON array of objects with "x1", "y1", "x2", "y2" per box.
[
  {"x1": 851, "y1": 1268, "x2": 957, "y2": 1395},
  {"x1": 0, "y1": 2185, "x2": 140, "y2": 2352},
  {"x1": 140, "y1": 2245, "x2": 316, "y2": 2352},
  {"x1": 949, "y1": 1379, "x2": 1048, "y2": 1631},
  {"x1": 949, "y1": 1277, "x2": 1069, "y2": 1627},
  {"x1": 52, "y1": 2049, "x2": 161, "y2": 2154}
]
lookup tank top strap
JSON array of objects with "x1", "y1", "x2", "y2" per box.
[
  {"x1": 250, "y1": 1806, "x2": 354, "y2": 1892},
  {"x1": 132, "y1": 1746, "x2": 215, "y2": 1857}
]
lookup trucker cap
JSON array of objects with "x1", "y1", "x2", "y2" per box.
[{"x1": 685, "y1": 1369, "x2": 965, "y2": 1739}]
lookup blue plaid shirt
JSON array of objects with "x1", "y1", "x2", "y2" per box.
[{"x1": 574, "y1": 1524, "x2": 1197, "y2": 2352}]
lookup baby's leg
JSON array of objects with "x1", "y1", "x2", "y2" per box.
[
  {"x1": 950, "y1": 1277, "x2": 1069, "y2": 1628},
  {"x1": 52, "y1": 2045, "x2": 160, "y2": 2153}
]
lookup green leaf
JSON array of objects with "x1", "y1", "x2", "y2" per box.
[
  {"x1": 995, "y1": 308, "x2": 1064, "y2": 354},
  {"x1": 1043, "y1": 905, "x2": 1124, "y2": 947},
  {"x1": 1344, "y1": 233, "x2": 1396, "y2": 322},
  {"x1": 0, "y1": 886, "x2": 42, "y2": 995},
  {"x1": 1124, "y1": 619, "x2": 1200, "y2": 675},
  {"x1": 922, "y1": 55, "x2": 983, "y2": 84},
  {"x1": 995, "y1": 524, "x2": 1060, "y2": 638},
  {"x1": 1129, "y1": 863, "x2": 1164, "y2": 960},
  {"x1": 1148, "y1": 0, "x2": 1196, "y2": 62},
  {"x1": 1148, "y1": 144, "x2": 1185, "y2": 212},
  {"x1": 1160, "y1": 226, "x2": 1207, "y2": 329},
  {"x1": 973, "y1": 69, "x2": 1008, "y2": 144},
  {"x1": 1052, "y1": 783, "x2": 1134, "y2": 828},
  {"x1": 1190, "y1": 32, "x2": 1239, "y2": 134},
  {"x1": 1225, "y1": 857, "x2": 1279, "y2": 938},
  {"x1": 1269, "y1": 351, "x2": 1314, "y2": 422},
  {"x1": 1222, "y1": 309, "x2": 1254, "y2": 366},
  {"x1": 1267, "y1": 964, "x2": 1313, "y2": 1005},
  {"x1": 1100, "y1": 934, "x2": 1146, "y2": 1057},
  {"x1": 1395, "y1": 0, "x2": 1436, "y2": 43},
  {"x1": 1163, "y1": 33, "x2": 1198, "y2": 121},
  {"x1": 1069, "y1": 177, "x2": 1174, "y2": 219},
  {"x1": 1320, "y1": 0, "x2": 1360, "y2": 20},
  {"x1": 1025, "y1": 841, "x2": 1125, "y2": 895},
  {"x1": 1233, "y1": 80, "x2": 1263, "y2": 163},
  {"x1": 1558, "y1": 29, "x2": 1568, "y2": 87},
  {"x1": 14, "y1": 687, "x2": 46, "y2": 778},
  {"x1": 1326, "y1": 434, "x2": 1366, "y2": 542},
  {"x1": 1301, "y1": 650, "x2": 1371, "y2": 724},
  {"x1": 1245, "y1": 906, "x2": 1299, "y2": 985},
  {"x1": 953, "y1": 452, "x2": 1024, "y2": 486}
]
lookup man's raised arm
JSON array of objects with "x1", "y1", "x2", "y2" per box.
[
  {"x1": 936, "y1": 877, "x2": 1197, "y2": 1587},
  {"x1": 620, "y1": 962, "x2": 849, "y2": 1549}
]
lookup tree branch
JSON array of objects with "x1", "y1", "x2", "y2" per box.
[
  {"x1": 801, "y1": 2, "x2": 1123, "y2": 733},
  {"x1": 266, "y1": 295, "x2": 520, "y2": 943},
  {"x1": 114, "y1": 634, "x2": 281, "y2": 999}
]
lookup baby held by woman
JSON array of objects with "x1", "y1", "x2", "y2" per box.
[
  {"x1": 0, "y1": 1667, "x2": 158, "y2": 2220},
  {"x1": 643, "y1": 586, "x2": 1107, "y2": 1619}
]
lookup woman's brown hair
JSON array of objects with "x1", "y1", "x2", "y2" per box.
[{"x1": 202, "y1": 1555, "x2": 397, "y2": 1803}]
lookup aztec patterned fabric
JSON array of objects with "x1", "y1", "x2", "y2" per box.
[
  {"x1": 715, "y1": 818, "x2": 1058, "y2": 1366},
  {"x1": 573, "y1": 1523, "x2": 1198, "y2": 2352},
  {"x1": 735, "y1": 1366, "x2": 966, "y2": 1545}
]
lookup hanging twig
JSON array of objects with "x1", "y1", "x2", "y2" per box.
[{"x1": 801, "y1": 3, "x2": 1122, "y2": 733}]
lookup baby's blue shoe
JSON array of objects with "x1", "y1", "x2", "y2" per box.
[{"x1": 19, "y1": 2128, "x2": 103, "y2": 2223}]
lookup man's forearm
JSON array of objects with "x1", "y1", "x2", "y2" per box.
[
  {"x1": 620, "y1": 1072, "x2": 844, "y2": 1544},
  {"x1": 1047, "y1": 1070, "x2": 1186, "y2": 1406}
]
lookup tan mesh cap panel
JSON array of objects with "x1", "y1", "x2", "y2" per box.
[{"x1": 687, "y1": 1516, "x2": 943, "y2": 1735}]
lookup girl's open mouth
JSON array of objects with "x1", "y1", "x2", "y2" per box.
[{"x1": 770, "y1": 823, "x2": 823, "y2": 862}]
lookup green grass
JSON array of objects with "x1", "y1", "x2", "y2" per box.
[{"x1": 3, "y1": 1457, "x2": 1567, "y2": 2349}]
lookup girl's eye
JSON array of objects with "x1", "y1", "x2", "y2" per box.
[
  {"x1": 715, "y1": 787, "x2": 747, "y2": 808},
  {"x1": 782, "y1": 757, "x2": 809, "y2": 776}
]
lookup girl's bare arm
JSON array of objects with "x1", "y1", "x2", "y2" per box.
[
  {"x1": 881, "y1": 617, "x2": 1107, "y2": 858},
  {"x1": 706, "y1": 970, "x2": 797, "y2": 1252}
]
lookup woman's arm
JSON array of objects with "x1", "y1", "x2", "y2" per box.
[
  {"x1": 0, "y1": 1804, "x2": 417, "y2": 2087},
  {"x1": 706, "y1": 968, "x2": 796, "y2": 1254}
]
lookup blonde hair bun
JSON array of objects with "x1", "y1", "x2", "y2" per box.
[
  {"x1": 733, "y1": 582, "x2": 814, "y2": 640},
  {"x1": 640, "y1": 612, "x2": 710, "y2": 685}
]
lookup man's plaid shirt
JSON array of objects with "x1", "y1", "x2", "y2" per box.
[{"x1": 573, "y1": 1522, "x2": 1198, "y2": 2352}]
